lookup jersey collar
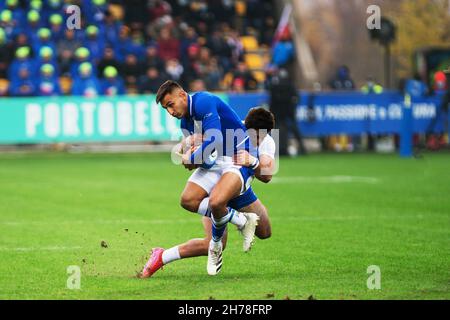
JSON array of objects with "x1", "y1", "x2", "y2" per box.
[{"x1": 187, "y1": 93, "x2": 193, "y2": 117}]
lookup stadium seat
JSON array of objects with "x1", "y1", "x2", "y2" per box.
[
  {"x1": 253, "y1": 71, "x2": 266, "y2": 83},
  {"x1": 0, "y1": 78, "x2": 9, "y2": 96},
  {"x1": 244, "y1": 53, "x2": 264, "y2": 70},
  {"x1": 59, "y1": 77, "x2": 72, "y2": 94},
  {"x1": 109, "y1": 4, "x2": 124, "y2": 20},
  {"x1": 241, "y1": 36, "x2": 259, "y2": 52}
]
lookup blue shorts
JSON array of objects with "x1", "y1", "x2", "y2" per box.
[{"x1": 228, "y1": 186, "x2": 258, "y2": 210}]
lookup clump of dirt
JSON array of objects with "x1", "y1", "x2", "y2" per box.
[
  {"x1": 100, "y1": 241, "x2": 108, "y2": 248},
  {"x1": 208, "y1": 296, "x2": 215, "y2": 300},
  {"x1": 307, "y1": 295, "x2": 317, "y2": 300},
  {"x1": 266, "y1": 293, "x2": 275, "y2": 298},
  {"x1": 82, "y1": 258, "x2": 86, "y2": 264},
  {"x1": 283, "y1": 296, "x2": 291, "y2": 300},
  {"x1": 124, "y1": 229, "x2": 129, "y2": 232}
]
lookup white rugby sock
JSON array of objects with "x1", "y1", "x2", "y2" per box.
[
  {"x1": 229, "y1": 210, "x2": 247, "y2": 229},
  {"x1": 162, "y1": 246, "x2": 181, "y2": 265},
  {"x1": 197, "y1": 197, "x2": 211, "y2": 217},
  {"x1": 198, "y1": 198, "x2": 247, "y2": 229}
]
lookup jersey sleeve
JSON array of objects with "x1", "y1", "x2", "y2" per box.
[
  {"x1": 258, "y1": 135, "x2": 276, "y2": 159},
  {"x1": 190, "y1": 95, "x2": 223, "y2": 168}
]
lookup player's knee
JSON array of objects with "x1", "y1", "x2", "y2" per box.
[
  {"x1": 208, "y1": 196, "x2": 227, "y2": 213},
  {"x1": 258, "y1": 226, "x2": 272, "y2": 239},
  {"x1": 180, "y1": 195, "x2": 199, "y2": 213}
]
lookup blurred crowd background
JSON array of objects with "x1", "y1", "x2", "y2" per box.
[{"x1": 0, "y1": 0, "x2": 287, "y2": 97}]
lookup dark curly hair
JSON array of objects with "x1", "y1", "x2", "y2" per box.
[{"x1": 245, "y1": 107, "x2": 275, "y2": 132}]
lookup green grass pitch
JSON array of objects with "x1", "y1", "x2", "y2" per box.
[{"x1": 0, "y1": 151, "x2": 449, "y2": 300}]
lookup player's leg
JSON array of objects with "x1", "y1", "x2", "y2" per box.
[
  {"x1": 178, "y1": 217, "x2": 228, "y2": 258},
  {"x1": 140, "y1": 218, "x2": 228, "y2": 278},
  {"x1": 239, "y1": 199, "x2": 271, "y2": 239},
  {"x1": 180, "y1": 181, "x2": 208, "y2": 213}
]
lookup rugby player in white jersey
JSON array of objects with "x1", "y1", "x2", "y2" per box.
[{"x1": 141, "y1": 107, "x2": 277, "y2": 278}]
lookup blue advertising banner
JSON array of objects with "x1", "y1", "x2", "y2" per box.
[{"x1": 228, "y1": 91, "x2": 447, "y2": 136}]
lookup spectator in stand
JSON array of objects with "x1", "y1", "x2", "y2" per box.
[
  {"x1": 148, "y1": 0, "x2": 172, "y2": 22},
  {"x1": 101, "y1": 66, "x2": 126, "y2": 96},
  {"x1": 272, "y1": 29, "x2": 294, "y2": 69},
  {"x1": 4, "y1": 0, "x2": 25, "y2": 27},
  {"x1": 72, "y1": 62, "x2": 101, "y2": 97},
  {"x1": 9, "y1": 66, "x2": 36, "y2": 97},
  {"x1": 230, "y1": 61, "x2": 257, "y2": 91},
  {"x1": 189, "y1": 78, "x2": 207, "y2": 92},
  {"x1": 9, "y1": 46, "x2": 36, "y2": 82},
  {"x1": 206, "y1": 28, "x2": 232, "y2": 72},
  {"x1": 138, "y1": 66, "x2": 166, "y2": 94},
  {"x1": 329, "y1": 65, "x2": 355, "y2": 90},
  {"x1": 122, "y1": 53, "x2": 143, "y2": 88},
  {"x1": 102, "y1": 9, "x2": 122, "y2": 45},
  {"x1": 0, "y1": 27, "x2": 13, "y2": 78},
  {"x1": 57, "y1": 29, "x2": 82, "y2": 76},
  {"x1": 25, "y1": 10, "x2": 43, "y2": 42},
  {"x1": 204, "y1": 57, "x2": 222, "y2": 91},
  {"x1": 46, "y1": 0, "x2": 63, "y2": 19},
  {"x1": 83, "y1": 25, "x2": 105, "y2": 64},
  {"x1": 157, "y1": 27, "x2": 180, "y2": 62},
  {"x1": 36, "y1": 64, "x2": 61, "y2": 96},
  {"x1": 97, "y1": 47, "x2": 122, "y2": 79},
  {"x1": 1, "y1": 9, "x2": 21, "y2": 40},
  {"x1": 181, "y1": 43, "x2": 201, "y2": 85},
  {"x1": 33, "y1": 28, "x2": 56, "y2": 55},
  {"x1": 143, "y1": 43, "x2": 165, "y2": 73},
  {"x1": 180, "y1": 26, "x2": 198, "y2": 66},
  {"x1": 165, "y1": 58, "x2": 184, "y2": 83},
  {"x1": 361, "y1": 76, "x2": 384, "y2": 94},
  {"x1": 433, "y1": 71, "x2": 448, "y2": 94},
  {"x1": 48, "y1": 14, "x2": 64, "y2": 42},
  {"x1": 70, "y1": 47, "x2": 93, "y2": 80},
  {"x1": 37, "y1": 46, "x2": 59, "y2": 75},
  {"x1": 128, "y1": 29, "x2": 146, "y2": 58},
  {"x1": 114, "y1": 25, "x2": 132, "y2": 62}
]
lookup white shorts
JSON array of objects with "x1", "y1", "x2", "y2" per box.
[{"x1": 188, "y1": 156, "x2": 247, "y2": 195}]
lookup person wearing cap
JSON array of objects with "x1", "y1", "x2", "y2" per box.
[
  {"x1": 49, "y1": 14, "x2": 64, "y2": 41},
  {"x1": 84, "y1": 0, "x2": 108, "y2": 25},
  {"x1": 0, "y1": 10, "x2": 22, "y2": 39},
  {"x1": 36, "y1": 46, "x2": 59, "y2": 74},
  {"x1": 8, "y1": 46, "x2": 36, "y2": 82},
  {"x1": 101, "y1": 66, "x2": 125, "y2": 96},
  {"x1": 9, "y1": 66, "x2": 37, "y2": 96},
  {"x1": 37, "y1": 63, "x2": 61, "y2": 96},
  {"x1": 33, "y1": 27, "x2": 56, "y2": 55},
  {"x1": 83, "y1": 25, "x2": 105, "y2": 64},
  {"x1": 5, "y1": 0, "x2": 25, "y2": 28},
  {"x1": 72, "y1": 62, "x2": 101, "y2": 97},
  {"x1": 70, "y1": 47, "x2": 95, "y2": 79},
  {"x1": 25, "y1": 10, "x2": 42, "y2": 41}
]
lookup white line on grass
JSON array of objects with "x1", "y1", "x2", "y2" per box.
[
  {"x1": 0, "y1": 246, "x2": 82, "y2": 252},
  {"x1": 271, "y1": 176, "x2": 380, "y2": 184}
]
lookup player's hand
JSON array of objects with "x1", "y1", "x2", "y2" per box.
[
  {"x1": 233, "y1": 150, "x2": 256, "y2": 167},
  {"x1": 178, "y1": 151, "x2": 198, "y2": 171}
]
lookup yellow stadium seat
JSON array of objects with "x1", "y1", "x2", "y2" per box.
[
  {"x1": 253, "y1": 71, "x2": 266, "y2": 83},
  {"x1": 59, "y1": 76, "x2": 72, "y2": 94},
  {"x1": 244, "y1": 53, "x2": 264, "y2": 69},
  {"x1": 0, "y1": 78, "x2": 9, "y2": 94},
  {"x1": 109, "y1": 4, "x2": 124, "y2": 20},
  {"x1": 240, "y1": 36, "x2": 259, "y2": 52}
]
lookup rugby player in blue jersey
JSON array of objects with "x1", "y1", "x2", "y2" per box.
[
  {"x1": 142, "y1": 80, "x2": 274, "y2": 276},
  {"x1": 141, "y1": 106, "x2": 277, "y2": 278}
]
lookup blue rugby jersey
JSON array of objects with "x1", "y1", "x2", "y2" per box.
[{"x1": 180, "y1": 92, "x2": 257, "y2": 169}]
